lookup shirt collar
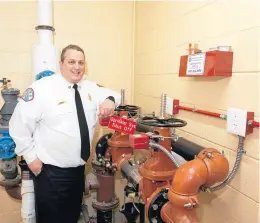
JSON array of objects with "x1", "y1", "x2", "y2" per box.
[{"x1": 57, "y1": 73, "x2": 87, "y2": 90}]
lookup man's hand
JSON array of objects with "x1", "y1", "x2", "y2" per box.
[
  {"x1": 98, "y1": 99, "x2": 115, "y2": 118},
  {"x1": 28, "y1": 159, "x2": 43, "y2": 176}
]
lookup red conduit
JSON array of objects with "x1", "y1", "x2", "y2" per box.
[
  {"x1": 179, "y1": 106, "x2": 225, "y2": 119},
  {"x1": 251, "y1": 121, "x2": 259, "y2": 128},
  {"x1": 177, "y1": 105, "x2": 259, "y2": 128}
]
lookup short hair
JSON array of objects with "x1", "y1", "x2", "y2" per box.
[{"x1": 60, "y1": 44, "x2": 85, "y2": 62}]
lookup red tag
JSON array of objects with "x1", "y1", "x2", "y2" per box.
[{"x1": 108, "y1": 116, "x2": 137, "y2": 135}]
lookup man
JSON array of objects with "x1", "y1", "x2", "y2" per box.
[{"x1": 9, "y1": 44, "x2": 121, "y2": 223}]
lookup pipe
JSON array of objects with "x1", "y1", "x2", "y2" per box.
[
  {"x1": 32, "y1": 0, "x2": 58, "y2": 81},
  {"x1": 171, "y1": 137, "x2": 204, "y2": 161},
  {"x1": 177, "y1": 104, "x2": 259, "y2": 128},
  {"x1": 203, "y1": 136, "x2": 245, "y2": 192},
  {"x1": 161, "y1": 148, "x2": 229, "y2": 222},
  {"x1": 19, "y1": 160, "x2": 36, "y2": 223},
  {"x1": 120, "y1": 160, "x2": 142, "y2": 187},
  {"x1": 179, "y1": 105, "x2": 226, "y2": 119},
  {"x1": 38, "y1": 0, "x2": 53, "y2": 27},
  {"x1": 21, "y1": 180, "x2": 36, "y2": 223},
  {"x1": 121, "y1": 89, "x2": 125, "y2": 105},
  {"x1": 249, "y1": 120, "x2": 259, "y2": 128},
  {"x1": 160, "y1": 93, "x2": 167, "y2": 118},
  {"x1": 149, "y1": 142, "x2": 181, "y2": 168}
]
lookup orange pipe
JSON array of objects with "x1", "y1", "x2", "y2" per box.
[{"x1": 161, "y1": 148, "x2": 229, "y2": 223}]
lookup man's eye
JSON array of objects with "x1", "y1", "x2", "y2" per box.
[
  {"x1": 69, "y1": 61, "x2": 74, "y2": 64},
  {"x1": 79, "y1": 62, "x2": 84, "y2": 66}
]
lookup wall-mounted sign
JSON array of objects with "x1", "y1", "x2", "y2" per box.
[{"x1": 186, "y1": 53, "x2": 206, "y2": 75}]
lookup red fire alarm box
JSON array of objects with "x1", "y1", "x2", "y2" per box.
[{"x1": 179, "y1": 50, "x2": 233, "y2": 77}]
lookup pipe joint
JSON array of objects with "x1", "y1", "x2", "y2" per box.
[{"x1": 197, "y1": 148, "x2": 229, "y2": 187}]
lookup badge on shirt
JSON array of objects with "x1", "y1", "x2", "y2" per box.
[
  {"x1": 20, "y1": 88, "x2": 34, "y2": 102},
  {"x1": 58, "y1": 101, "x2": 66, "y2": 105}
]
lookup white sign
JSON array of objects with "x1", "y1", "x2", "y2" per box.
[{"x1": 186, "y1": 53, "x2": 206, "y2": 75}]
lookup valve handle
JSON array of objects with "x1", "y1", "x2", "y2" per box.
[
  {"x1": 114, "y1": 105, "x2": 139, "y2": 112},
  {"x1": 0, "y1": 78, "x2": 11, "y2": 85},
  {"x1": 139, "y1": 116, "x2": 187, "y2": 128}
]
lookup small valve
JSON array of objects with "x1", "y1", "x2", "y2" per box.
[
  {"x1": 0, "y1": 78, "x2": 11, "y2": 89},
  {"x1": 129, "y1": 133, "x2": 149, "y2": 150}
]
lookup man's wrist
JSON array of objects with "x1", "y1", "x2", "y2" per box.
[{"x1": 106, "y1": 96, "x2": 115, "y2": 103}]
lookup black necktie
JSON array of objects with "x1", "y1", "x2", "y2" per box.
[{"x1": 73, "y1": 84, "x2": 90, "y2": 162}]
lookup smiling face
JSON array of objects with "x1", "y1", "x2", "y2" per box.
[{"x1": 59, "y1": 49, "x2": 85, "y2": 84}]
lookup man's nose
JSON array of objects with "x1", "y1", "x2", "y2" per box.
[{"x1": 74, "y1": 63, "x2": 80, "y2": 69}]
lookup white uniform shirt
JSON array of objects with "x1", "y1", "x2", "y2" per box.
[{"x1": 9, "y1": 73, "x2": 121, "y2": 168}]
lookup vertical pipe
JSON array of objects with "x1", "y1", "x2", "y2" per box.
[
  {"x1": 32, "y1": 0, "x2": 58, "y2": 81},
  {"x1": 97, "y1": 210, "x2": 112, "y2": 223},
  {"x1": 38, "y1": 0, "x2": 53, "y2": 26},
  {"x1": 38, "y1": 30, "x2": 53, "y2": 45},
  {"x1": 37, "y1": 0, "x2": 53, "y2": 45},
  {"x1": 160, "y1": 93, "x2": 167, "y2": 118},
  {"x1": 19, "y1": 160, "x2": 36, "y2": 223},
  {"x1": 121, "y1": 89, "x2": 125, "y2": 105}
]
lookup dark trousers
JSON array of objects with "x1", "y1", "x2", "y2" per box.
[{"x1": 32, "y1": 164, "x2": 85, "y2": 223}]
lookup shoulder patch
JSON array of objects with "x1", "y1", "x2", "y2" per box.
[
  {"x1": 97, "y1": 84, "x2": 104, "y2": 87},
  {"x1": 20, "y1": 88, "x2": 34, "y2": 102}
]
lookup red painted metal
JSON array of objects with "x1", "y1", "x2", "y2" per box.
[
  {"x1": 179, "y1": 50, "x2": 233, "y2": 77},
  {"x1": 179, "y1": 105, "x2": 223, "y2": 118},
  {"x1": 252, "y1": 121, "x2": 260, "y2": 128},
  {"x1": 173, "y1": 100, "x2": 259, "y2": 129}
]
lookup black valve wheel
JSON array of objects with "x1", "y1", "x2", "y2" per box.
[
  {"x1": 139, "y1": 116, "x2": 187, "y2": 128},
  {"x1": 114, "y1": 105, "x2": 139, "y2": 117}
]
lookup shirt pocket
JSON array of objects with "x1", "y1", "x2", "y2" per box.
[
  {"x1": 43, "y1": 102, "x2": 78, "y2": 137},
  {"x1": 54, "y1": 103, "x2": 73, "y2": 115}
]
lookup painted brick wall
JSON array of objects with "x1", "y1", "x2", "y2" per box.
[{"x1": 134, "y1": 1, "x2": 259, "y2": 222}]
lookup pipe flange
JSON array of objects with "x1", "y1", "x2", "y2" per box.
[
  {"x1": 35, "y1": 25, "x2": 55, "y2": 32},
  {"x1": 95, "y1": 133, "x2": 113, "y2": 158},
  {"x1": 148, "y1": 188, "x2": 168, "y2": 223},
  {"x1": 0, "y1": 174, "x2": 21, "y2": 187},
  {"x1": 92, "y1": 196, "x2": 120, "y2": 211}
]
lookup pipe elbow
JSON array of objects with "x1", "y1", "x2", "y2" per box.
[
  {"x1": 171, "y1": 148, "x2": 229, "y2": 195},
  {"x1": 161, "y1": 148, "x2": 229, "y2": 223},
  {"x1": 197, "y1": 148, "x2": 229, "y2": 187},
  {"x1": 171, "y1": 158, "x2": 208, "y2": 195}
]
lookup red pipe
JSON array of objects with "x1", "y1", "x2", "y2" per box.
[
  {"x1": 251, "y1": 121, "x2": 259, "y2": 128},
  {"x1": 178, "y1": 105, "x2": 259, "y2": 128},
  {"x1": 179, "y1": 105, "x2": 225, "y2": 119}
]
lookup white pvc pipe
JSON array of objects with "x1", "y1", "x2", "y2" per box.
[
  {"x1": 38, "y1": 0, "x2": 53, "y2": 26},
  {"x1": 37, "y1": 0, "x2": 53, "y2": 45},
  {"x1": 31, "y1": 0, "x2": 59, "y2": 81},
  {"x1": 21, "y1": 180, "x2": 36, "y2": 223},
  {"x1": 38, "y1": 30, "x2": 52, "y2": 45}
]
